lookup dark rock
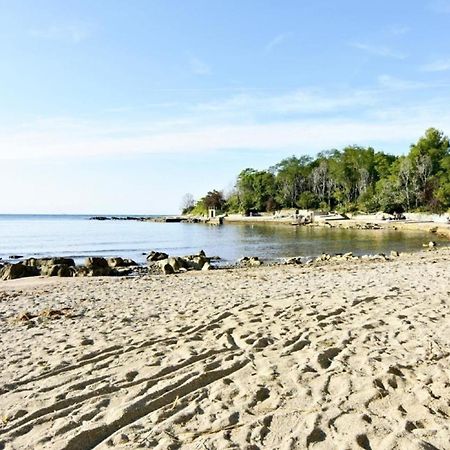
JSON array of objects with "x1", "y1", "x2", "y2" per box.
[
  {"x1": 107, "y1": 257, "x2": 137, "y2": 268},
  {"x1": 90, "y1": 216, "x2": 110, "y2": 221},
  {"x1": 161, "y1": 263, "x2": 174, "y2": 275},
  {"x1": 0, "y1": 263, "x2": 39, "y2": 280},
  {"x1": 9, "y1": 255, "x2": 23, "y2": 260},
  {"x1": 24, "y1": 257, "x2": 75, "y2": 268},
  {"x1": 184, "y1": 255, "x2": 207, "y2": 270},
  {"x1": 147, "y1": 251, "x2": 169, "y2": 263},
  {"x1": 83, "y1": 257, "x2": 112, "y2": 276},
  {"x1": 85, "y1": 257, "x2": 109, "y2": 269},
  {"x1": 113, "y1": 267, "x2": 133, "y2": 276},
  {"x1": 42, "y1": 264, "x2": 76, "y2": 277},
  {"x1": 202, "y1": 262, "x2": 213, "y2": 271},
  {"x1": 285, "y1": 256, "x2": 302, "y2": 265},
  {"x1": 238, "y1": 256, "x2": 262, "y2": 267}
]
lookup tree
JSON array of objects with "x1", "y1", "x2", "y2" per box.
[
  {"x1": 272, "y1": 156, "x2": 312, "y2": 208},
  {"x1": 407, "y1": 128, "x2": 450, "y2": 210},
  {"x1": 236, "y1": 169, "x2": 276, "y2": 212},
  {"x1": 190, "y1": 127, "x2": 450, "y2": 216},
  {"x1": 311, "y1": 159, "x2": 334, "y2": 208},
  {"x1": 203, "y1": 190, "x2": 225, "y2": 210},
  {"x1": 180, "y1": 193, "x2": 195, "y2": 214}
]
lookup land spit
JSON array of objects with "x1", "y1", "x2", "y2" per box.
[{"x1": 0, "y1": 248, "x2": 449, "y2": 449}]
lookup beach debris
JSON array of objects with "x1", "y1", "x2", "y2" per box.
[
  {"x1": 16, "y1": 311, "x2": 37, "y2": 321},
  {"x1": 14, "y1": 308, "x2": 73, "y2": 323},
  {"x1": 39, "y1": 308, "x2": 73, "y2": 319}
]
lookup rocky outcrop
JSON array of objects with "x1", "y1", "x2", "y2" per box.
[
  {"x1": 284, "y1": 256, "x2": 303, "y2": 265},
  {"x1": 0, "y1": 255, "x2": 141, "y2": 280},
  {"x1": 83, "y1": 257, "x2": 113, "y2": 276},
  {"x1": 107, "y1": 257, "x2": 137, "y2": 268},
  {"x1": 147, "y1": 250, "x2": 215, "y2": 274},
  {"x1": 41, "y1": 264, "x2": 76, "y2": 277},
  {"x1": 238, "y1": 256, "x2": 262, "y2": 267},
  {"x1": 0, "y1": 263, "x2": 39, "y2": 280},
  {"x1": 147, "y1": 251, "x2": 169, "y2": 263},
  {"x1": 23, "y1": 257, "x2": 76, "y2": 277},
  {"x1": 24, "y1": 257, "x2": 75, "y2": 268}
]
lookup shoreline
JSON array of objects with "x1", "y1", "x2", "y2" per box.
[
  {"x1": 222, "y1": 214, "x2": 450, "y2": 238},
  {"x1": 88, "y1": 212, "x2": 450, "y2": 238},
  {"x1": 0, "y1": 247, "x2": 449, "y2": 448}
]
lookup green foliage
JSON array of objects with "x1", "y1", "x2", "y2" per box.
[
  {"x1": 190, "y1": 201, "x2": 208, "y2": 216},
  {"x1": 236, "y1": 169, "x2": 276, "y2": 213},
  {"x1": 271, "y1": 156, "x2": 312, "y2": 207},
  {"x1": 297, "y1": 191, "x2": 319, "y2": 209},
  {"x1": 203, "y1": 190, "x2": 225, "y2": 209},
  {"x1": 190, "y1": 128, "x2": 450, "y2": 215}
]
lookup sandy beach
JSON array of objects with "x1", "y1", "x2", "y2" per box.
[{"x1": 0, "y1": 248, "x2": 449, "y2": 449}]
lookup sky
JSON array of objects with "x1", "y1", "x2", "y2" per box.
[{"x1": 1, "y1": 0, "x2": 450, "y2": 214}]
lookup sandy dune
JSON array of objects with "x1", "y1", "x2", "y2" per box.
[{"x1": 0, "y1": 248, "x2": 449, "y2": 449}]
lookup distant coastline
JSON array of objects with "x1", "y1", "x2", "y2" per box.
[{"x1": 88, "y1": 212, "x2": 450, "y2": 239}]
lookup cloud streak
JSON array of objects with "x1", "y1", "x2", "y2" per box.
[
  {"x1": 265, "y1": 33, "x2": 292, "y2": 52},
  {"x1": 1, "y1": 79, "x2": 449, "y2": 162},
  {"x1": 420, "y1": 58, "x2": 450, "y2": 72},
  {"x1": 350, "y1": 42, "x2": 407, "y2": 59}
]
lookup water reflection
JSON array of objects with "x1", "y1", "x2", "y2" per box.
[{"x1": 0, "y1": 216, "x2": 447, "y2": 264}]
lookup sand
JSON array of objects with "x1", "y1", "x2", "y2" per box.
[{"x1": 0, "y1": 248, "x2": 449, "y2": 449}]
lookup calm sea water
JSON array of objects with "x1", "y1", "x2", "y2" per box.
[{"x1": 0, "y1": 215, "x2": 446, "y2": 265}]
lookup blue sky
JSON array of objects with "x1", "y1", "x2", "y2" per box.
[{"x1": 1, "y1": 0, "x2": 450, "y2": 214}]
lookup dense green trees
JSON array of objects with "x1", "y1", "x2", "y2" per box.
[{"x1": 184, "y1": 128, "x2": 450, "y2": 215}]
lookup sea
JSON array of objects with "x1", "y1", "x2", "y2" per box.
[{"x1": 0, "y1": 214, "x2": 446, "y2": 265}]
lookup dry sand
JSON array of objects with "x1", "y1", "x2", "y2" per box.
[{"x1": 0, "y1": 248, "x2": 449, "y2": 449}]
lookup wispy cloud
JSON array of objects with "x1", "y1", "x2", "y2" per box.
[
  {"x1": 377, "y1": 74, "x2": 428, "y2": 90},
  {"x1": 29, "y1": 23, "x2": 93, "y2": 43},
  {"x1": 1, "y1": 80, "x2": 450, "y2": 161},
  {"x1": 420, "y1": 58, "x2": 450, "y2": 72},
  {"x1": 350, "y1": 42, "x2": 407, "y2": 59},
  {"x1": 265, "y1": 32, "x2": 292, "y2": 52},
  {"x1": 191, "y1": 88, "x2": 377, "y2": 117},
  {"x1": 188, "y1": 56, "x2": 211, "y2": 76}
]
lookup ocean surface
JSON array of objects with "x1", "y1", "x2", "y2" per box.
[{"x1": 0, "y1": 214, "x2": 446, "y2": 265}]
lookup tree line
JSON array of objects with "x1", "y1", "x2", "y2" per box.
[{"x1": 181, "y1": 128, "x2": 450, "y2": 215}]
